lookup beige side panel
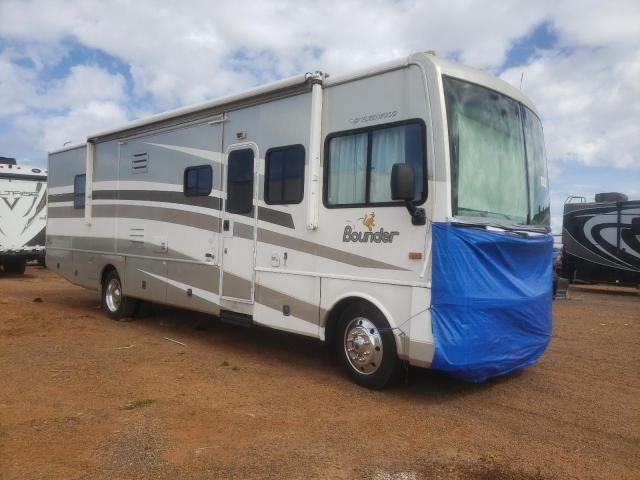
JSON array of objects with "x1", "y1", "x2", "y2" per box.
[
  {"x1": 123, "y1": 257, "x2": 167, "y2": 302},
  {"x1": 253, "y1": 271, "x2": 320, "y2": 338},
  {"x1": 47, "y1": 248, "x2": 75, "y2": 283},
  {"x1": 72, "y1": 252, "x2": 100, "y2": 289},
  {"x1": 166, "y1": 261, "x2": 220, "y2": 315}
]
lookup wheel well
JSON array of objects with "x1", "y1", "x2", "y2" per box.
[
  {"x1": 100, "y1": 264, "x2": 117, "y2": 286},
  {"x1": 323, "y1": 297, "x2": 376, "y2": 346}
]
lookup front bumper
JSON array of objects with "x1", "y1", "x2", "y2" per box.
[{"x1": 429, "y1": 223, "x2": 553, "y2": 382}]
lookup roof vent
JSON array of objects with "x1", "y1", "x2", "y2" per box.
[{"x1": 425, "y1": 50, "x2": 437, "y2": 56}]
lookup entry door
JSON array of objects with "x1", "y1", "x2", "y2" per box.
[{"x1": 221, "y1": 144, "x2": 258, "y2": 303}]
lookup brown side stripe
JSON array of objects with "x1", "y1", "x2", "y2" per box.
[
  {"x1": 221, "y1": 272, "x2": 253, "y2": 300},
  {"x1": 48, "y1": 188, "x2": 407, "y2": 272},
  {"x1": 50, "y1": 188, "x2": 294, "y2": 229},
  {"x1": 48, "y1": 193, "x2": 75, "y2": 203},
  {"x1": 93, "y1": 190, "x2": 223, "y2": 210},
  {"x1": 239, "y1": 206, "x2": 295, "y2": 229},
  {"x1": 47, "y1": 214, "x2": 407, "y2": 271},
  {"x1": 230, "y1": 222, "x2": 406, "y2": 271},
  {"x1": 113, "y1": 205, "x2": 221, "y2": 232},
  {"x1": 139, "y1": 265, "x2": 320, "y2": 326},
  {"x1": 166, "y1": 263, "x2": 221, "y2": 294},
  {"x1": 47, "y1": 206, "x2": 84, "y2": 218},
  {"x1": 255, "y1": 283, "x2": 320, "y2": 326},
  {"x1": 48, "y1": 204, "x2": 222, "y2": 232},
  {"x1": 257, "y1": 228, "x2": 408, "y2": 271},
  {"x1": 47, "y1": 235, "x2": 116, "y2": 252},
  {"x1": 46, "y1": 234, "x2": 200, "y2": 262}
]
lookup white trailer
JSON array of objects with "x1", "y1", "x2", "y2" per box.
[
  {"x1": 47, "y1": 52, "x2": 553, "y2": 388},
  {"x1": 0, "y1": 157, "x2": 47, "y2": 274}
]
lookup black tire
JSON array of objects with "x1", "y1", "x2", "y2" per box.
[
  {"x1": 5, "y1": 259, "x2": 26, "y2": 274},
  {"x1": 336, "y1": 302, "x2": 402, "y2": 389},
  {"x1": 101, "y1": 270, "x2": 137, "y2": 320}
]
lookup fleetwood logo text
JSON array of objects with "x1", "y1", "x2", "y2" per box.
[{"x1": 342, "y1": 212, "x2": 399, "y2": 244}]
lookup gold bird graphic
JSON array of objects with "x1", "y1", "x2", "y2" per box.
[{"x1": 360, "y1": 212, "x2": 376, "y2": 232}]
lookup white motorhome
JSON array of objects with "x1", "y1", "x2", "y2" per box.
[
  {"x1": 47, "y1": 52, "x2": 553, "y2": 388},
  {"x1": 0, "y1": 157, "x2": 47, "y2": 274}
]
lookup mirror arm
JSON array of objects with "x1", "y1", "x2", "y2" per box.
[{"x1": 404, "y1": 201, "x2": 426, "y2": 226}]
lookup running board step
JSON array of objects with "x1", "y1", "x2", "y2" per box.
[{"x1": 220, "y1": 310, "x2": 253, "y2": 328}]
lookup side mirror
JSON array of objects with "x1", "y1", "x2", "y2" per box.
[
  {"x1": 390, "y1": 163, "x2": 426, "y2": 226},
  {"x1": 391, "y1": 163, "x2": 416, "y2": 201}
]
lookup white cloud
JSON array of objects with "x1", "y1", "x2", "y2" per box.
[
  {"x1": 0, "y1": 100, "x2": 128, "y2": 163},
  {"x1": 502, "y1": 45, "x2": 640, "y2": 170},
  {"x1": 0, "y1": 0, "x2": 555, "y2": 107},
  {"x1": 48, "y1": 65, "x2": 126, "y2": 107},
  {"x1": 0, "y1": 54, "x2": 38, "y2": 116}
]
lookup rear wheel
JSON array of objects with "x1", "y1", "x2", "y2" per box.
[
  {"x1": 5, "y1": 259, "x2": 26, "y2": 274},
  {"x1": 336, "y1": 302, "x2": 402, "y2": 389},
  {"x1": 102, "y1": 270, "x2": 137, "y2": 320}
]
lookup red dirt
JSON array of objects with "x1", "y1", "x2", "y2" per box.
[{"x1": 1, "y1": 267, "x2": 638, "y2": 479}]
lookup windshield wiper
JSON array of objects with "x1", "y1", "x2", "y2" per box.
[{"x1": 451, "y1": 218, "x2": 548, "y2": 236}]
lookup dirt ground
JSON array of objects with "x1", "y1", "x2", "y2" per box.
[{"x1": 1, "y1": 267, "x2": 638, "y2": 480}]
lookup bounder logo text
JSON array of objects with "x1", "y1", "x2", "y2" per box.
[{"x1": 342, "y1": 212, "x2": 399, "y2": 244}]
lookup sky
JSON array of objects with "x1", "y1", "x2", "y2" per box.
[{"x1": 0, "y1": 0, "x2": 639, "y2": 233}]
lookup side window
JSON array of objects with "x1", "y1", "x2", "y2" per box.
[
  {"x1": 325, "y1": 121, "x2": 426, "y2": 207},
  {"x1": 265, "y1": 145, "x2": 305, "y2": 204},
  {"x1": 184, "y1": 165, "x2": 213, "y2": 197},
  {"x1": 327, "y1": 133, "x2": 367, "y2": 205},
  {"x1": 226, "y1": 149, "x2": 254, "y2": 214},
  {"x1": 73, "y1": 174, "x2": 86, "y2": 209}
]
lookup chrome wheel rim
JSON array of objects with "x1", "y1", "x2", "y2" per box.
[
  {"x1": 105, "y1": 278, "x2": 122, "y2": 312},
  {"x1": 344, "y1": 317, "x2": 383, "y2": 375}
]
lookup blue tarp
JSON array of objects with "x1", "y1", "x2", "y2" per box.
[{"x1": 430, "y1": 222, "x2": 553, "y2": 382}]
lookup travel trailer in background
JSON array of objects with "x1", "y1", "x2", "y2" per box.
[
  {"x1": 47, "y1": 52, "x2": 553, "y2": 388},
  {"x1": 0, "y1": 157, "x2": 47, "y2": 274},
  {"x1": 562, "y1": 193, "x2": 640, "y2": 285}
]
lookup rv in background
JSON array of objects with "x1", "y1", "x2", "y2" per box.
[
  {"x1": 562, "y1": 193, "x2": 640, "y2": 285},
  {"x1": 0, "y1": 157, "x2": 47, "y2": 274},
  {"x1": 48, "y1": 52, "x2": 553, "y2": 388}
]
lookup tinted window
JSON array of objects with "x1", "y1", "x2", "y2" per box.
[
  {"x1": 325, "y1": 121, "x2": 426, "y2": 207},
  {"x1": 184, "y1": 165, "x2": 213, "y2": 197},
  {"x1": 73, "y1": 174, "x2": 86, "y2": 209},
  {"x1": 265, "y1": 145, "x2": 305, "y2": 204},
  {"x1": 226, "y1": 149, "x2": 254, "y2": 214}
]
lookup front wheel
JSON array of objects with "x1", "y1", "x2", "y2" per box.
[
  {"x1": 336, "y1": 302, "x2": 402, "y2": 389},
  {"x1": 102, "y1": 270, "x2": 137, "y2": 320}
]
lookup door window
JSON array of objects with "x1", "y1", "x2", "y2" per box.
[
  {"x1": 226, "y1": 149, "x2": 254, "y2": 214},
  {"x1": 73, "y1": 174, "x2": 86, "y2": 209}
]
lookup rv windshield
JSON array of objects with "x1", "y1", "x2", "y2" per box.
[{"x1": 444, "y1": 76, "x2": 550, "y2": 228}]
